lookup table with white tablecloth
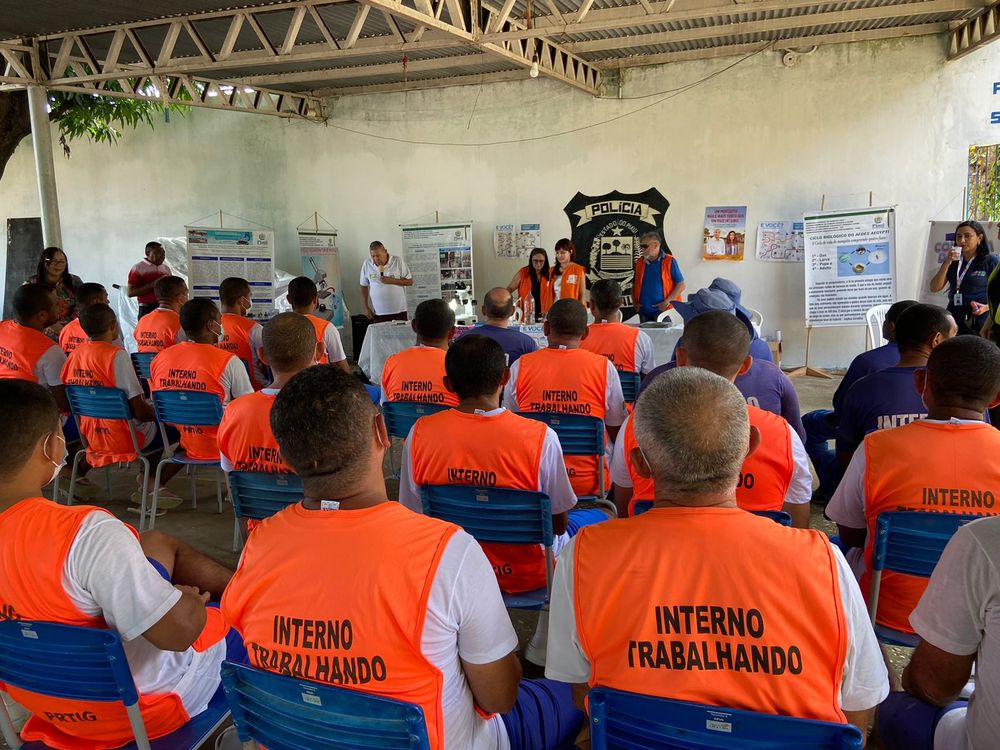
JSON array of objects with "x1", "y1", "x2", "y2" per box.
[{"x1": 357, "y1": 319, "x2": 683, "y2": 384}]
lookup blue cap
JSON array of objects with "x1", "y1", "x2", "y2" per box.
[
  {"x1": 708, "y1": 277, "x2": 753, "y2": 322},
  {"x1": 671, "y1": 288, "x2": 754, "y2": 337}
]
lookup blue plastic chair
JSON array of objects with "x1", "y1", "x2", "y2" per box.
[
  {"x1": 227, "y1": 471, "x2": 303, "y2": 550},
  {"x1": 617, "y1": 370, "x2": 640, "y2": 405},
  {"x1": 0, "y1": 620, "x2": 230, "y2": 750},
  {"x1": 220, "y1": 661, "x2": 430, "y2": 750},
  {"x1": 381, "y1": 401, "x2": 450, "y2": 478},
  {"x1": 421, "y1": 484, "x2": 554, "y2": 609},
  {"x1": 868, "y1": 510, "x2": 981, "y2": 647},
  {"x1": 588, "y1": 688, "x2": 863, "y2": 749},
  {"x1": 150, "y1": 390, "x2": 225, "y2": 531},
  {"x1": 633, "y1": 503, "x2": 791, "y2": 528},
  {"x1": 131, "y1": 351, "x2": 156, "y2": 381}
]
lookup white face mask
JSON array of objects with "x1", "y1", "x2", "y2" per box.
[
  {"x1": 212, "y1": 322, "x2": 225, "y2": 341},
  {"x1": 44, "y1": 432, "x2": 67, "y2": 485}
]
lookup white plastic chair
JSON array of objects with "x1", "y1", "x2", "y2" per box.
[
  {"x1": 656, "y1": 309, "x2": 672, "y2": 323},
  {"x1": 865, "y1": 304, "x2": 890, "y2": 350},
  {"x1": 747, "y1": 307, "x2": 764, "y2": 329}
]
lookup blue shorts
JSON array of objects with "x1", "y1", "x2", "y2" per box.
[
  {"x1": 567, "y1": 508, "x2": 609, "y2": 536},
  {"x1": 877, "y1": 692, "x2": 967, "y2": 750},
  {"x1": 501, "y1": 678, "x2": 584, "y2": 750}
]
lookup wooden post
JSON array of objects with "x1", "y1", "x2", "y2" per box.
[
  {"x1": 219, "y1": 209, "x2": 224, "y2": 228},
  {"x1": 786, "y1": 326, "x2": 833, "y2": 379}
]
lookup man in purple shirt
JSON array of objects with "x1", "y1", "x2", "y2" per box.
[
  {"x1": 456, "y1": 287, "x2": 537, "y2": 365},
  {"x1": 803, "y1": 300, "x2": 917, "y2": 502},
  {"x1": 836, "y1": 303, "x2": 956, "y2": 464}
]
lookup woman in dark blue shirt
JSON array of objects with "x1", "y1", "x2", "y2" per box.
[{"x1": 929, "y1": 220, "x2": 999, "y2": 335}]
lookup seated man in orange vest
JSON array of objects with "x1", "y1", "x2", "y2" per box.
[
  {"x1": 286, "y1": 276, "x2": 348, "y2": 371},
  {"x1": 150, "y1": 298, "x2": 253, "y2": 461},
  {"x1": 504, "y1": 299, "x2": 626, "y2": 498},
  {"x1": 221, "y1": 366, "x2": 584, "y2": 750},
  {"x1": 400, "y1": 334, "x2": 609, "y2": 595},
  {"x1": 0, "y1": 379, "x2": 243, "y2": 749},
  {"x1": 133, "y1": 276, "x2": 188, "y2": 353},
  {"x1": 582, "y1": 279, "x2": 655, "y2": 377},
  {"x1": 827, "y1": 335, "x2": 1000, "y2": 637},
  {"x1": 62, "y1": 303, "x2": 185, "y2": 512},
  {"x1": 59, "y1": 282, "x2": 119, "y2": 355},
  {"x1": 219, "y1": 312, "x2": 320, "y2": 475},
  {"x1": 217, "y1": 277, "x2": 268, "y2": 389},
  {"x1": 611, "y1": 311, "x2": 812, "y2": 526},
  {"x1": 545, "y1": 367, "x2": 889, "y2": 741},
  {"x1": 0, "y1": 284, "x2": 69, "y2": 411},
  {"x1": 381, "y1": 298, "x2": 460, "y2": 406}
]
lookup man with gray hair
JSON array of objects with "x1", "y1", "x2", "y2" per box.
[
  {"x1": 456, "y1": 287, "x2": 538, "y2": 365},
  {"x1": 545, "y1": 367, "x2": 888, "y2": 741},
  {"x1": 360, "y1": 240, "x2": 412, "y2": 322},
  {"x1": 631, "y1": 231, "x2": 686, "y2": 322}
]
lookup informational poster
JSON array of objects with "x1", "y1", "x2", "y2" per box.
[
  {"x1": 703, "y1": 206, "x2": 748, "y2": 261},
  {"x1": 804, "y1": 207, "x2": 896, "y2": 328},
  {"x1": 494, "y1": 223, "x2": 541, "y2": 258},
  {"x1": 563, "y1": 188, "x2": 670, "y2": 308},
  {"x1": 920, "y1": 221, "x2": 1000, "y2": 304},
  {"x1": 755, "y1": 220, "x2": 804, "y2": 262},
  {"x1": 185, "y1": 226, "x2": 274, "y2": 317},
  {"x1": 400, "y1": 222, "x2": 474, "y2": 315},
  {"x1": 298, "y1": 230, "x2": 344, "y2": 327}
]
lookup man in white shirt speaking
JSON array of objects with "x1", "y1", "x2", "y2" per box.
[{"x1": 360, "y1": 241, "x2": 413, "y2": 322}]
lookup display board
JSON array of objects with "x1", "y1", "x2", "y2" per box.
[
  {"x1": 185, "y1": 226, "x2": 274, "y2": 318},
  {"x1": 4, "y1": 217, "x2": 42, "y2": 319},
  {"x1": 755, "y1": 220, "x2": 804, "y2": 262},
  {"x1": 804, "y1": 207, "x2": 896, "y2": 328},
  {"x1": 400, "y1": 222, "x2": 474, "y2": 316},
  {"x1": 920, "y1": 221, "x2": 1000, "y2": 304},
  {"x1": 298, "y1": 230, "x2": 344, "y2": 327}
]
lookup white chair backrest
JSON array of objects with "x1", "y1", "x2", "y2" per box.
[
  {"x1": 747, "y1": 307, "x2": 764, "y2": 329},
  {"x1": 656, "y1": 309, "x2": 672, "y2": 323},
  {"x1": 865, "y1": 304, "x2": 891, "y2": 350}
]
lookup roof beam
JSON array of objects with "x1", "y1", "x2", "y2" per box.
[
  {"x1": 947, "y1": 0, "x2": 1000, "y2": 59},
  {"x1": 317, "y1": 68, "x2": 524, "y2": 95},
  {"x1": 234, "y1": 51, "x2": 492, "y2": 85}
]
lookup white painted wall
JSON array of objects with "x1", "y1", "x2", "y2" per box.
[{"x1": 1, "y1": 34, "x2": 998, "y2": 367}]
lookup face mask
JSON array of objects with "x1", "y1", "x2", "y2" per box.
[
  {"x1": 213, "y1": 322, "x2": 225, "y2": 341},
  {"x1": 44, "y1": 432, "x2": 67, "y2": 485}
]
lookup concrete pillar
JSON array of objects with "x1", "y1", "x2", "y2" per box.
[{"x1": 26, "y1": 85, "x2": 62, "y2": 247}]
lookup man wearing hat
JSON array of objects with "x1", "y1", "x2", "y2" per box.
[{"x1": 709, "y1": 278, "x2": 761, "y2": 336}]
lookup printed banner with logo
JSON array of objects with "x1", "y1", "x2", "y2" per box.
[
  {"x1": 298, "y1": 230, "x2": 344, "y2": 328},
  {"x1": 563, "y1": 188, "x2": 669, "y2": 307},
  {"x1": 185, "y1": 226, "x2": 274, "y2": 318}
]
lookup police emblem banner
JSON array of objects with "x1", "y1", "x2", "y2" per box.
[{"x1": 563, "y1": 189, "x2": 670, "y2": 306}]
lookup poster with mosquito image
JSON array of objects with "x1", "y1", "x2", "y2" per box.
[{"x1": 298, "y1": 230, "x2": 344, "y2": 328}]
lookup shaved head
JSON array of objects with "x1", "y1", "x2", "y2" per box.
[
  {"x1": 263, "y1": 312, "x2": 318, "y2": 372},
  {"x1": 483, "y1": 287, "x2": 514, "y2": 319},
  {"x1": 678, "y1": 311, "x2": 751, "y2": 379}
]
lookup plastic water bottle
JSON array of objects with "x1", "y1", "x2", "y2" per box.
[{"x1": 527, "y1": 295, "x2": 536, "y2": 323}]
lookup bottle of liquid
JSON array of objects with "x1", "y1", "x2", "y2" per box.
[{"x1": 526, "y1": 295, "x2": 535, "y2": 324}]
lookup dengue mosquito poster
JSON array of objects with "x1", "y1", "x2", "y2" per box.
[
  {"x1": 298, "y1": 230, "x2": 344, "y2": 328},
  {"x1": 185, "y1": 226, "x2": 274, "y2": 317}
]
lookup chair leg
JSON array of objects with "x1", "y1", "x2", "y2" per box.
[
  {"x1": 0, "y1": 692, "x2": 23, "y2": 749},
  {"x1": 138, "y1": 457, "x2": 150, "y2": 531},
  {"x1": 232, "y1": 517, "x2": 241, "y2": 553},
  {"x1": 148, "y1": 460, "x2": 168, "y2": 531},
  {"x1": 67, "y1": 450, "x2": 86, "y2": 506},
  {"x1": 215, "y1": 470, "x2": 223, "y2": 514},
  {"x1": 189, "y1": 466, "x2": 198, "y2": 509}
]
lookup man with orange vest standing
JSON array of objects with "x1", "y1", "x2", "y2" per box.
[
  {"x1": 217, "y1": 277, "x2": 268, "y2": 389},
  {"x1": 505, "y1": 299, "x2": 627, "y2": 499},
  {"x1": 286, "y1": 276, "x2": 349, "y2": 371},
  {"x1": 0, "y1": 284, "x2": 69, "y2": 412},
  {"x1": 631, "y1": 231, "x2": 685, "y2": 322},
  {"x1": 222, "y1": 367, "x2": 585, "y2": 750},
  {"x1": 58, "y1": 283, "x2": 118, "y2": 355},
  {"x1": 219, "y1": 313, "x2": 320, "y2": 475},
  {"x1": 382, "y1": 298, "x2": 460, "y2": 406},
  {"x1": 611, "y1": 312, "x2": 811, "y2": 526},
  {"x1": 0, "y1": 379, "x2": 243, "y2": 748},
  {"x1": 150, "y1": 298, "x2": 253, "y2": 461},
  {"x1": 827, "y1": 336, "x2": 1000, "y2": 637},
  {"x1": 546, "y1": 367, "x2": 888, "y2": 741},
  {"x1": 133, "y1": 276, "x2": 188, "y2": 353},
  {"x1": 582, "y1": 279, "x2": 655, "y2": 376}
]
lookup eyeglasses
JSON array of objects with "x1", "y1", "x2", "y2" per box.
[{"x1": 640, "y1": 244, "x2": 652, "y2": 249}]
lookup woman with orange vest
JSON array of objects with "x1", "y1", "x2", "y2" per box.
[
  {"x1": 221, "y1": 366, "x2": 584, "y2": 750},
  {"x1": 545, "y1": 368, "x2": 889, "y2": 739},
  {"x1": 381, "y1": 298, "x2": 459, "y2": 406},
  {"x1": 133, "y1": 276, "x2": 188, "y2": 353},
  {"x1": 0, "y1": 379, "x2": 241, "y2": 749},
  {"x1": 506, "y1": 248, "x2": 553, "y2": 322},
  {"x1": 827, "y1": 335, "x2": 1000, "y2": 636},
  {"x1": 286, "y1": 276, "x2": 349, "y2": 370},
  {"x1": 217, "y1": 277, "x2": 268, "y2": 389},
  {"x1": 548, "y1": 238, "x2": 588, "y2": 304},
  {"x1": 610, "y1": 312, "x2": 811, "y2": 526}
]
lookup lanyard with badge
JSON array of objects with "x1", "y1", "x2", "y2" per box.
[{"x1": 953, "y1": 256, "x2": 974, "y2": 306}]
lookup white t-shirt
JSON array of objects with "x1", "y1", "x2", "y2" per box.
[
  {"x1": 610, "y1": 413, "x2": 812, "y2": 506},
  {"x1": 503, "y1": 354, "x2": 627, "y2": 429},
  {"x1": 63, "y1": 512, "x2": 226, "y2": 718},
  {"x1": 360, "y1": 255, "x2": 411, "y2": 315},
  {"x1": 706, "y1": 237, "x2": 726, "y2": 256},
  {"x1": 545, "y1": 534, "x2": 890, "y2": 713},
  {"x1": 318, "y1": 319, "x2": 347, "y2": 364},
  {"x1": 219, "y1": 355, "x2": 255, "y2": 405},
  {"x1": 911, "y1": 516, "x2": 1000, "y2": 750},
  {"x1": 246, "y1": 322, "x2": 269, "y2": 386},
  {"x1": 35, "y1": 343, "x2": 66, "y2": 386},
  {"x1": 110, "y1": 349, "x2": 158, "y2": 446},
  {"x1": 634, "y1": 330, "x2": 655, "y2": 375}
]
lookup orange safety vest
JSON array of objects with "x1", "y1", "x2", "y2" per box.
[
  {"x1": 633, "y1": 254, "x2": 677, "y2": 309},
  {"x1": 410, "y1": 409, "x2": 549, "y2": 593},
  {"x1": 0, "y1": 498, "x2": 227, "y2": 748},
  {"x1": 861, "y1": 420, "x2": 1000, "y2": 633},
  {"x1": 221, "y1": 502, "x2": 460, "y2": 750},
  {"x1": 513, "y1": 347, "x2": 608, "y2": 497},
  {"x1": 382, "y1": 347, "x2": 459, "y2": 406},
  {"x1": 218, "y1": 391, "x2": 289, "y2": 474},
  {"x1": 0, "y1": 321, "x2": 59, "y2": 383},
  {"x1": 218, "y1": 314, "x2": 263, "y2": 389},
  {"x1": 516, "y1": 267, "x2": 553, "y2": 317},
  {"x1": 550, "y1": 262, "x2": 586, "y2": 302},
  {"x1": 149, "y1": 342, "x2": 231, "y2": 460},
  {"x1": 622, "y1": 406, "x2": 793, "y2": 515},
  {"x1": 581, "y1": 322, "x2": 640, "y2": 373},
  {"x1": 305, "y1": 314, "x2": 335, "y2": 365},
  {"x1": 61, "y1": 341, "x2": 148, "y2": 467},
  {"x1": 573, "y1": 507, "x2": 848, "y2": 723},
  {"x1": 58, "y1": 318, "x2": 87, "y2": 355},
  {"x1": 133, "y1": 309, "x2": 181, "y2": 353}
]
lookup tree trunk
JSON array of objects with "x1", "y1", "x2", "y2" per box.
[{"x1": 0, "y1": 91, "x2": 32, "y2": 184}]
